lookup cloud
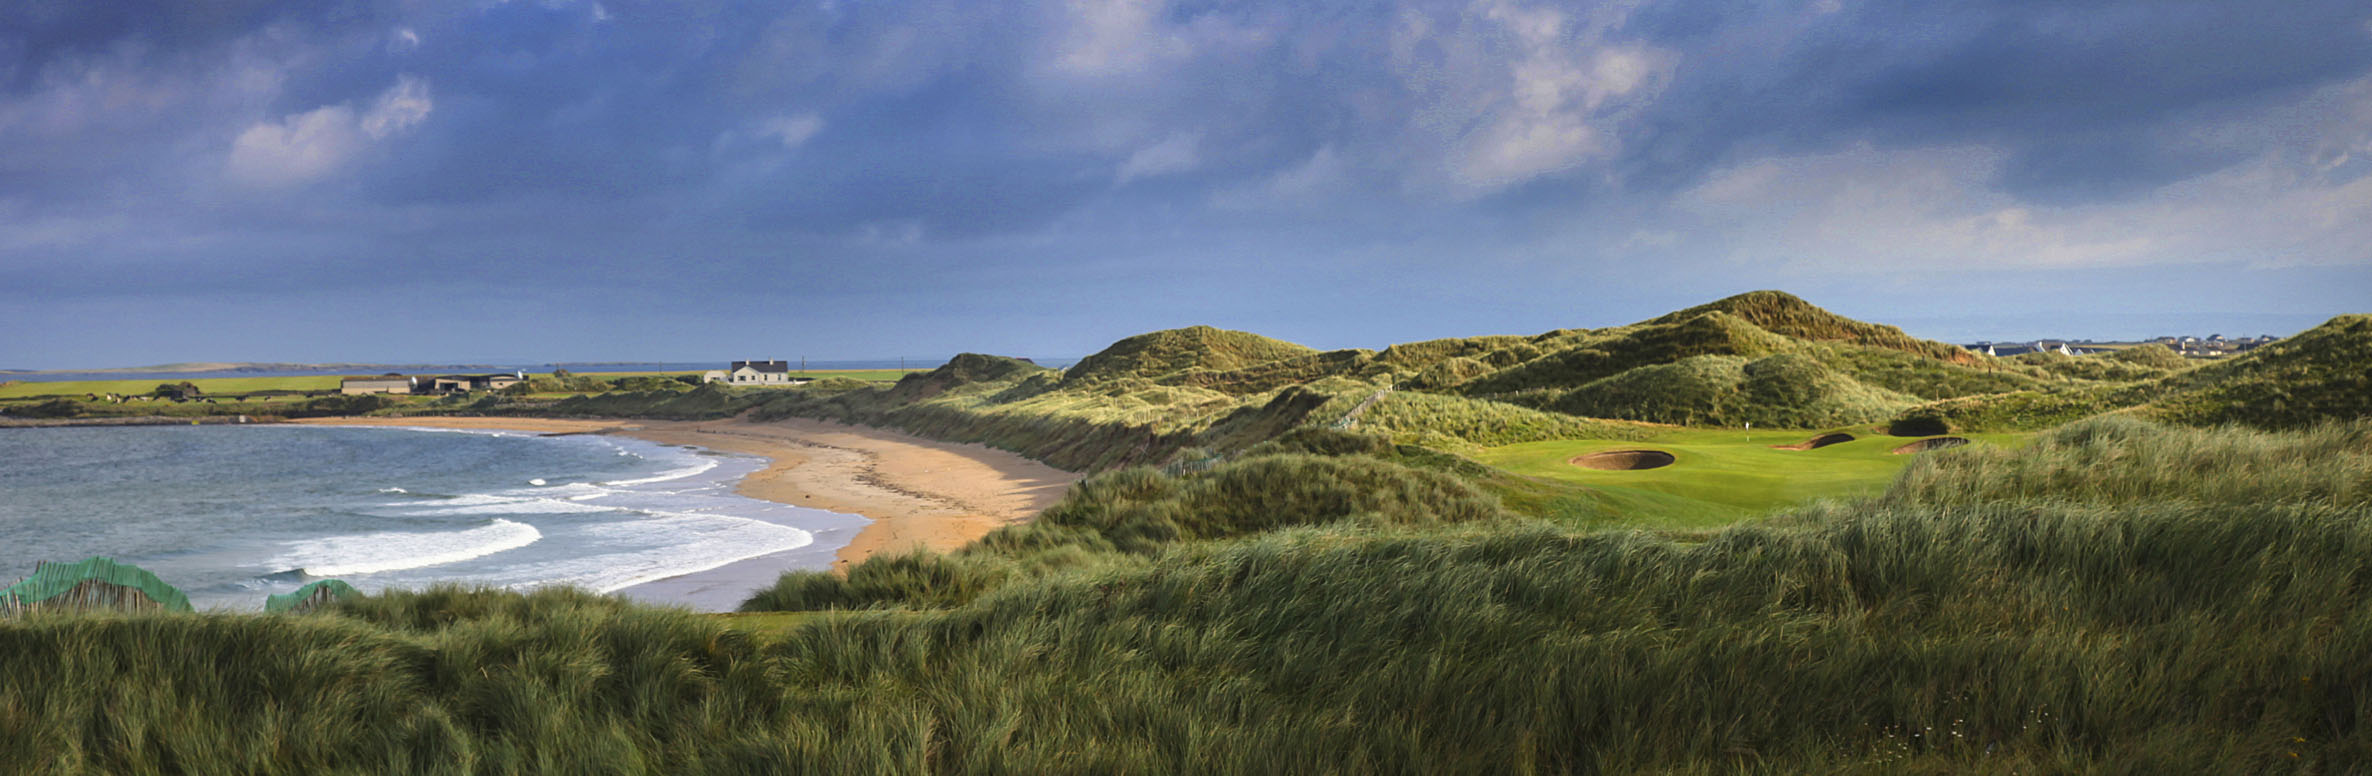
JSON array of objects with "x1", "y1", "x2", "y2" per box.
[
  {"x1": 1672, "y1": 128, "x2": 2372, "y2": 276},
  {"x1": 360, "y1": 75, "x2": 430, "y2": 138},
  {"x1": 10, "y1": 0, "x2": 2372, "y2": 370},
  {"x1": 1391, "y1": 0, "x2": 1676, "y2": 193},
  {"x1": 1211, "y1": 145, "x2": 1348, "y2": 209},
  {"x1": 1616, "y1": 0, "x2": 2372, "y2": 201},
  {"x1": 755, "y1": 113, "x2": 824, "y2": 149},
  {"x1": 1115, "y1": 131, "x2": 1200, "y2": 182},
  {"x1": 1046, "y1": 0, "x2": 1196, "y2": 79},
  {"x1": 225, "y1": 75, "x2": 430, "y2": 187}
]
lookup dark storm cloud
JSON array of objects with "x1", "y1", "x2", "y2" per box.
[
  {"x1": 0, "y1": 2, "x2": 357, "y2": 90},
  {"x1": 1617, "y1": 0, "x2": 2372, "y2": 200},
  {"x1": 1, "y1": 0, "x2": 2367, "y2": 366}
]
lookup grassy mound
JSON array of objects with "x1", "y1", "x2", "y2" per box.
[
  {"x1": 744, "y1": 450, "x2": 1508, "y2": 612},
  {"x1": 2108, "y1": 343, "x2": 2191, "y2": 369},
  {"x1": 2018, "y1": 351, "x2": 2180, "y2": 381},
  {"x1": 979, "y1": 453, "x2": 1506, "y2": 556},
  {"x1": 1327, "y1": 390, "x2": 1649, "y2": 449},
  {"x1": 1459, "y1": 311, "x2": 1799, "y2": 396},
  {"x1": 509, "y1": 292, "x2": 2332, "y2": 472},
  {"x1": 877, "y1": 353, "x2": 1054, "y2": 403},
  {"x1": 1373, "y1": 334, "x2": 1534, "y2": 372},
  {"x1": 1888, "y1": 384, "x2": 2155, "y2": 433},
  {"x1": 1643, "y1": 290, "x2": 1979, "y2": 364},
  {"x1": 1162, "y1": 349, "x2": 1376, "y2": 395},
  {"x1": 2143, "y1": 314, "x2": 2372, "y2": 429},
  {"x1": 1399, "y1": 355, "x2": 1494, "y2": 391},
  {"x1": 1547, "y1": 353, "x2": 1919, "y2": 429},
  {"x1": 1801, "y1": 342, "x2": 2052, "y2": 400},
  {"x1": 1886, "y1": 415, "x2": 2371, "y2": 507},
  {"x1": 1063, "y1": 326, "x2": 1319, "y2": 385}
]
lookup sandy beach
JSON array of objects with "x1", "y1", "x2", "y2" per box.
[{"x1": 287, "y1": 415, "x2": 1079, "y2": 609}]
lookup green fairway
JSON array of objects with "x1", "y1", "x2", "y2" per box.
[{"x1": 1475, "y1": 427, "x2": 2032, "y2": 528}]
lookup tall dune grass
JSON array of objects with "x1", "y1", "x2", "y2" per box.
[
  {"x1": 14, "y1": 485, "x2": 2372, "y2": 771},
  {"x1": 1886, "y1": 415, "x2": 2372, "y2": 508}
]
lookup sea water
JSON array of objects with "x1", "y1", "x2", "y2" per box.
[{"x1": 0, "y1": 424, "x2": 866, "y2": 610}]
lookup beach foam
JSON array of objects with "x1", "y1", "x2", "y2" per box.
[
  {"x1": 273, "y1": 518, "x2": 544, "y2": 576},
  {"x1": 517, "y1": 510, "x2": 815, "y2": 593},
  {"x1": 601, "y1": 458, "x2": 719, "y2": 487}
]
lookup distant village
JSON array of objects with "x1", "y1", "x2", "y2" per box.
[
  {"x1": 1962, "y1": 334, "x2": 2282, "y2": 358},
  {"x1": 338, "y1": 360, "x2": 812, "y2": 394}
]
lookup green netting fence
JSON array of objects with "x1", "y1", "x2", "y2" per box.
[
  {"x1": 264, "y1": 579, "x2": 361, "y2": 613},
  {"x1": 0, "y1": 557, "x2": 194, "y2": 614}
]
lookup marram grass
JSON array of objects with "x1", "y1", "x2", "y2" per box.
[{"x1": 8, "y1": 419, "x2": 2371, "y2": 772}]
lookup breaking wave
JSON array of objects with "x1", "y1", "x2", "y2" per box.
[{"x1": 273, "y1": 518, "x2": 543, "y2": 576}]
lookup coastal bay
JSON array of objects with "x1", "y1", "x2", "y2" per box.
[{"x1": 288, "y1": 415, "x2": 1078, "y2": 610}]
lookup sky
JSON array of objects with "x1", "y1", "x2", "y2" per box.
[{"x1": 4, "y1": 0, "x2": 2370, "y2": 368}]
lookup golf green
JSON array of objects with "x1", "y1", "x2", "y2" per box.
[{"x1": 1476, "y1": 427, "x2": 2033, "y2": 528}]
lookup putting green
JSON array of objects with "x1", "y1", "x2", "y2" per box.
[{"x1": 1476, "y1": 427, "x2": 2033, "y2": 528}]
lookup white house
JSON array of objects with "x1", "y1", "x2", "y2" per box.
[{"x1": 725, "y1": 360, "x2": 792, "y2": 384}]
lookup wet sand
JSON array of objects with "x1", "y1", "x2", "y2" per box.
[{"x1": 287, "y1": 415, "x2": 1079, "y2": 609}]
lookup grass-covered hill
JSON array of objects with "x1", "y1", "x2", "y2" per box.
[
  {"x1": 468, "y1": 291, "x2": 2363, "y2": 475},
  {"x1": 1453, "y1": 309, "x2": 1804, "y2": 397},
  {"x1": 1885, "y1": 315, "x2": 2372, "y2": 434},
  {"x1": 1062, "y1": 325, "x2": 1318, "y2": 385},
  {"x1": 2142, "y1": 313, "x2": 2372, "y2": 429},
  {"x1": 15, "y1": 418, "x2": 2372, "y2": 772},
  {"x1": 1643, "y1": 289, "x2": 1980, "y2": 363},
  {"x1": 1545, "y1": 352, "x2": 1926, "y2": 429}
]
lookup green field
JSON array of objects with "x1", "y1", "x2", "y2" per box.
[
  {"x1": 1476, "y1": 427, "x2": 2032, "y2": 527},
  {"x1": 0, "y1": 375, "x2": 341, "y2": 399},
  {"x1": 572, "y1": 368, "x2": 918, "y2": 382},
  {"x1": 0, "y1": 368, "x2": 921, "y2": 403}
]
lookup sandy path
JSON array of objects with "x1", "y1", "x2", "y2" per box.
[{"x1": 285, "y1": 415, "x2": 1079, "y2": 609}]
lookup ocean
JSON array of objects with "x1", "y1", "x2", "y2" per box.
[{"x1": 0, "y1": 424, "x2": 866, "y2": 611}]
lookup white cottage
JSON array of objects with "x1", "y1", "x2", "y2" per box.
[{"x1": 724, "y1": 360, "x2": 793, "y2": 384}]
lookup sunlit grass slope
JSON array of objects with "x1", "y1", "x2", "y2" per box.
[
  {"x1": 2143, "y1": 313, "x2": 2372, "y2": 429},
  {"x1": 1476, "y1": 427, "x2": 2031, "y2": 527},
  {"x1": 333, "y1": 293, "x2": 2372, "y2": 476}
]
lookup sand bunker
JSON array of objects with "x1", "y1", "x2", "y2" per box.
[
  {"x1": 1570, "y1": 449, "x2": 1677, "y2": 471},
  {"x1": 1774, "y1": 432, "x2": 1855, "y2": 451},
  {"x1": 1889, "y1": 437, "x2": 1970, "y2": 455}
]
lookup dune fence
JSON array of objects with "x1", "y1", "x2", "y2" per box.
[{"x1": 0, "y1": 557, "x2": 194, "y2": 616}]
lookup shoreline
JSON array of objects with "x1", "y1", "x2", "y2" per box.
[
  {"x1": 286, "y1": 415, "x2": 1079, "y2": 610},
  {"x1": 0, "y1": 415, "x2": 272, "y2": 428}
]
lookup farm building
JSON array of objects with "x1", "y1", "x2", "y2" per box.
[
  {"x1": 418, "y1": 373, "x2": 525, "y2": 393},
  {"x1": 340, "y1": 374, "x2": 413, "y2": 394},
  {"x1": 726, "y1": 360, "x2": 794, "y2": 384}
]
